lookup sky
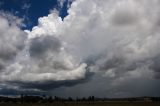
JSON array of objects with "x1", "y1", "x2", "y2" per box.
[
  {"x1": 0, "y1": 0, "x2": 70, "y2": 29},
  {"x1": 0, "y1": 0, "x2": 160, "y2": 98}
]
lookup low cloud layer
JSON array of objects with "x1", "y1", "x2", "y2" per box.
[{"x1": 0, "y1": 0, "x2": 160, "y2": 97}]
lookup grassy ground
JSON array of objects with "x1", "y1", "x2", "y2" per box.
[{"x1": 0, "y1": 102, "x2": 160, "y2": 106}]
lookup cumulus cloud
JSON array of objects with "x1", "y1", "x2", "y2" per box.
[
  {"x1": 62, "y1": 0, "x2": 160, "y2": 79},
  {"x1": 0, "y1": 11, "x2": 88, "y2": 90},
  {"x1": 1, "y1": 0, "x2": 160, "y2": 97},
  {"x1": 0, "y1": 13, "x2": 26, "y2": 69}
]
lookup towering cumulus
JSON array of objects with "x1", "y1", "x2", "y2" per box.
[{"x1": 0, "y1": 0, "x2": 160, "y2": 97}]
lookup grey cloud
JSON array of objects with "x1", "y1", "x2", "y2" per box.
[
  {"x1": 24, "y1": 0, "x2": 160, "y2": 96},
  {"x1": 0, "y1": 32, "x2": 26, "y2": 61},
  {"x1": 99, "y1": 57, "x2": 124, "y2": 71},
  {"x1": 49, "y1": 74, "x2": 160, "y2": 98},
  {"x1": 111, "y1": 9, "x2": 139, "y2": 26},
  {"x1": 52, "y1": 61, "x2": 70, "y2": 70},
  {"x1": 29, "y1": 36, "x2": 61, "y2": 57},
  {"x1": 37, "y1": 60, "x2": 71, "y2": 71},
  {"x1": 1, "y1": 0, "x2": 160, "y2": 97},
  {"x1": 0, "y1": 15, "x2": 26, "y2": 72},
  {"x1": 149, "y1": 56, "x2": 160, "y2": 72},
  {"x1": 0, "y1": 63, "x2": 4, "y2": 71},
  {"x1": 11, "y1": 79, "x2": 88, "y2": 91},
  {"x1": 0, "y1": 86, "x2": 45, "y2": 96},
  {"x1": 148, "y1": 55, "x2": 160, "y2": 79},
  {"x1": 5, "y1": 70, "x2": 93, "y2": 91}
]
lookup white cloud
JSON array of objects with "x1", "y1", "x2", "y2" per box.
[
  {"x1": 57, "y1": 0, "x2": 76, "y2": 9},
  {"x1": 0, "y1": 10, "x2": 88, "y2": 84},
  {"x1": 58, "y1": 0, "x2": 66, "y2": 8},
  {"x1": 1, "y1": 0, "x2": 160, "y2": 94},
  {"x1": 0, "y1": 13, "x2": 26, "y2": 68},
  {"x1": 62, "y1": 0, "x2": 160, "y2": 71},
  {"x1": 24, "y1": 0, "x2": 160, "y2": 84}
]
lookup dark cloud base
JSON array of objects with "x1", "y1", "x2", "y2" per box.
[
  {"x1": 4, "y1": 71, "x2": 94, "y2": 92},
  {"x1": 1, "y1": 0, "x2": 160, "y2": 98}
]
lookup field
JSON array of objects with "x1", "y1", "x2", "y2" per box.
[{"x1": 0, "y1": 102, "x2": 160, "y2": 106}]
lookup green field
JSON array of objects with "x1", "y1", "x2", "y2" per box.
[{"x1": 0, "y1": 102, "x2": 160, "y2": 106}]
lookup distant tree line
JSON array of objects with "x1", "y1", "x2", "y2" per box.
[{"x1": 0, "y1": 95, "x2": 160, "y2": 103}]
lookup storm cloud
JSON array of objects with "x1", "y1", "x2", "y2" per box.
[{"x1": 0, "y1": 0, "x2": 160, "y2": 97}]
